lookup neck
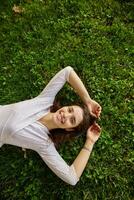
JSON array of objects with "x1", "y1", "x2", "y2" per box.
[{"x1": 39, "y1": 112, "x2": 58, "y2": 130}]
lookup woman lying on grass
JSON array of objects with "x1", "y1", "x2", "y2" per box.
[{"x1": 0, "y1": 66, "x2": 101, "y2": 185}]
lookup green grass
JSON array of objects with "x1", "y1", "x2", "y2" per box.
[{"x1": 0, "y1": 0, "x2": 133, "y2": 199}]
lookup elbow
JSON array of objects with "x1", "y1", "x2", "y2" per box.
[
  {"x1": 67, "y1": 176, "x2": 79, "y2": 186},
  {"x1": 67, "y1": 164, "x2": 79, "y2": 186},
  {"x1": 66, "y1": 66, "x2": 74, "y2": 82},
  {"x1": 69, "y1": 179, "x2": 79, "y2": 186},
  {"x1": 66, "y1": 66, "x2": 73, "y2": 70}
]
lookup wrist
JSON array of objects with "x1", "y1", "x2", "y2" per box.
[
  {"x1": 83, "y1": 139, "x2": 94, "y2": 153},
  {"x1": 85, "y1": 97, "x2": 92, "y2": 105},
  {"x1": 86, "y1": 137, "x2": 95, "y2": 144},
  {"x1": 85, "y1": 138, "x2": 94, "y2": 147}
]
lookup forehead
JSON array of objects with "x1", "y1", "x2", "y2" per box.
[{"x1": 71, "y1": 105, "x2": 83, "y2": 124}]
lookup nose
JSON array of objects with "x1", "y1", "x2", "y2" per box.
[{"x1": 63, "y1": 112, "x2": 72, "y2": 122}]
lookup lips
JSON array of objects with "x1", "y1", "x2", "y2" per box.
[{"x1": 57, "y1": 111, "x2": 64, "y2": 123}]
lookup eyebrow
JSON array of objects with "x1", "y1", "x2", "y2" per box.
[
  {"x1": 71, "y1": 107, "x2": 76, "y2": 125},
  {"x1": 71, "y1": 107, "x2": 74, "y2": 112}
]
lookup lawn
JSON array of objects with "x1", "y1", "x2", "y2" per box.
[{"x1": 0, "y1": 0, "x2": 133, "y2": 199}]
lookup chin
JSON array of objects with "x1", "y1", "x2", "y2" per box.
[{"x1": 54, "y1": 112, "x2": 62, "y2": 128}]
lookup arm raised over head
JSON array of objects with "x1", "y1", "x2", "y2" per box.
[
  {"x1": 67, "y1": 67, "x2": 91, "y2": 105},
  {"x1": 37, "y1": 66, "x2": 74, "y2": 104},
  {"x1": 68, "y1": 68, "x2": 102, "y2": 118}
]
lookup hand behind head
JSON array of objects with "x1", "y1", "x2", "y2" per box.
[{"x1": 86, "y1": 122, "x2": 101, "y2": 143}]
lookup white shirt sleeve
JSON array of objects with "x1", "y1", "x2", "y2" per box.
[
  {"x1": 37, "y1": 66, "x2": 74, "y2": 104},
  {"x1": 37, "y1": 141, "x2": 79, "y2": 186}
]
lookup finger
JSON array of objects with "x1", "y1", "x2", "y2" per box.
[
  {"x1": 89, "y1": 124, "x2": 101, "y2": 134},
  {"x1": 94, "y1": 122, "x2": 101, "y2": 129},
  {"x1": 93, "y1": 122, "x2": 101, "y2": 132},
  {"x1": 98, "y1": 106, "x2": 102, "y2": 112},
  {"x1": 91, "y1": 123, "x2": 98, "y2": 131},
  {"x1": 95, "y1": 112, "x2": 100, "y2": 119},
  {"x1": 90, "y1": 124, "x2": 95, "y2": 132},
  {"x1": 94, "y1": 125, "x2": 99, "y2": 132},
  {"x1": 97, "y1": 106, "x2": 102, "y2": 113},
  {"x1": 88, "y1": 124, "x2": 93, "y2": 131},
  {"x1": 97, "y1": 109, "x2": 102, "y2": 118},
  {"x1": 97, "y1": 106, "x2": 100, "y2": 111},
  {"x1": 97, "y1": 111, "x2": 101, "y2": 117},
  {"x1": 91, "y1": 111, "x2": 97, "y2": 118},
  {"x1": 92, "y1": 109, "x2": 100, "y2": 118},
  {"x1": 97, "y1": 126, "x2": 101, "y2": 132}
]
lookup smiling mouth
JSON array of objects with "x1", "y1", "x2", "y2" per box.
[{"x1": 57, "y1": 111, "x2": 64, "y2": 123}]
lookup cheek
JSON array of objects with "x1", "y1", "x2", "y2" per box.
[{"x1": 65, "y1": 120, "x2": 72, "y2": 127}]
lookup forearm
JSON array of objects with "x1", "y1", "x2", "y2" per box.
[
  {"x1": 68, "y1": 69, "x2": 92, "y2": 105},
  {"x1": 72, "y1": 139, "x2": 94, "y2": 179}
]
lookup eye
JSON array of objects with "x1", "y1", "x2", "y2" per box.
[
  {"x1": 70, "y1": 117, "x2": 75, "y2": 125},
  {"x1": 68, "y1": 107, "x2": 72, "y2": 113}
]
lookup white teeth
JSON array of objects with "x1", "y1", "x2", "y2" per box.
[
  {"x1": 60, "y1": 113, "x2": 63, "y2": 123},
  {"x1": 57, "y1": 113, "x2": 62, "y2": 123},
  {"x1": 58, "y1": 111, "x2": 64, "y2": 123},
  {"x1": 60, "y1": 114, "x2": 63, "y2": 123},
  {"x1": 59, "y1": 114, "x2": 61, "y2": 122}
]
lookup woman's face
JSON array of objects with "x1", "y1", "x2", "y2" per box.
[{"x1": 53, "y1": 105, "x2": 84, "y2": 130}]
